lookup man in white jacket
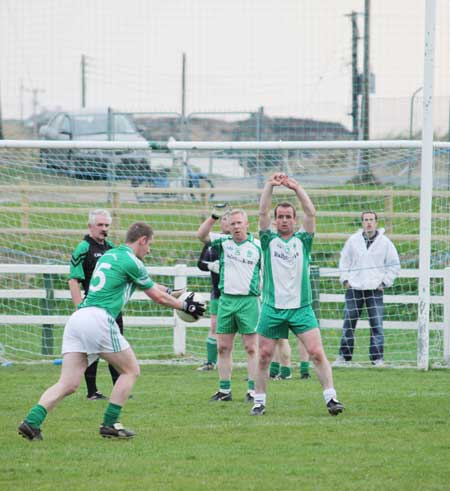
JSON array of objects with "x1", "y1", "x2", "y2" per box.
[{"x1": 335, "y1": 211, "x2": 400, "y2": 366}]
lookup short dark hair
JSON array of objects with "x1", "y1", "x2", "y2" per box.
[
  {"x1": 361, "y1": 211, "x2": 378, "y2": 221},
  {"x1": 274, "y1": 202, "x2": 296, "y2": 219},
  {"x1": 125, "y1": 222, "x2": 153, "y2": 243}
]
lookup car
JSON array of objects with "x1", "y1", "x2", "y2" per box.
[
  {"x1": 38, "y1": 109, "x2": 152, "y2": 180},
  {"x1": 25, "y1": 110, "x2": 59, "y2": 132}
]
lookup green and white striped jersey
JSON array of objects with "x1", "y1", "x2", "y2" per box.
[
  {"x1": 260, "y1": 229, "x2": 313, "y2": 309},
  {"x1": 80, "y1": 244, "x2": 154, "y2": 319},
  {"x1": 211, "y1": 234, "x2": 262, "y2": 296}
]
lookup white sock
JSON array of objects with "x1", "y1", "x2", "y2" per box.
[
  {"x1": 323, "y1": 388, "x2": 337, "y2": 404},
  {"x1": 254, "y1": 393, "x2": 266, "y2": 405}
]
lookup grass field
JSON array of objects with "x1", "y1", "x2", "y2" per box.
[{"x1": 1, "y1": 364, "x2": 449, "y2": 490}]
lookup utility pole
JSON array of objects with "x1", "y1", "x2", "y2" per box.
[
  {"x1": 24, "y1": 87, "x2": 45, "y2": 137},
  {"x1": 255, "y1": 106, "x2": 264, "y2": 189},
  {"x1": 81, "y1": 54, "x2": 87, "y2": 108},
  {"x1": 181, "y1": 52, "x2": 187, "y2": 139},
  {"x1": 357, "y1": 0, "x2": 371, "y2": 182},
  {"x1": 181, "y1": 52, "x2": 186, "y2": 119},
  {"x1": 348, "y1": 11, "x2": 360, "y2": 140},
  {"x1": 361, "y1": 0, "x2": 370, "y2": 141},
  {"x1": 20, "y1": 79, "x2": 25, "y2": 122}
]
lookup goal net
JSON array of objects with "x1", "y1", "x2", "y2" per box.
[{"x1": 0, "y1": 139, "x2": 448, "y2": 368}]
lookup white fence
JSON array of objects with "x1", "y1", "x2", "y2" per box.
[{"x1": 0, "y1": 264, "x2": 449, "y2": 362}]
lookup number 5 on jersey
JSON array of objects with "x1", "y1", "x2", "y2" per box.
[{"x1": 90, "y1": 263, "x2": 112, "y2": 292}]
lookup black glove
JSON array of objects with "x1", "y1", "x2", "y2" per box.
[{"x1": 182, "y1": 292, "x2": 206, "y2": 320}]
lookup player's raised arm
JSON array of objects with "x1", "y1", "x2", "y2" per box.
[
  {"x1": 196, "y1": 217, "x2": 215, "y2": 244},
  {"x1": 259, "y1": 173, "x2": 286, "y2": 231},
  {"x1": 196, "y1": 204, "x2": 229, "y2": 243},
  {"x1": 282, "y1": 176, "x2": 316, "y2": 234}
]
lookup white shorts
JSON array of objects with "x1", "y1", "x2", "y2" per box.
[{"x1": 62, "y1": 307, "x2": 130, "y2": 366}]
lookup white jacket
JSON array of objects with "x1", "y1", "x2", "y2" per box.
[{"x1": 339, "y1": 228, "x2": 400, "y2": 290}]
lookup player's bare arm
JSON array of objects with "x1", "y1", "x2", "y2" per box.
[
  {"x1": 196, "y1": 217, "x2": 216, "y2": 243},
  {"x1": 144, "y1": 286, "x2": 205, "y2": 317},
  {"x1": 259, "y1": 173, "x2": 286, "y2": 230},
  {"x1": 154, "y1": 283, "x2": 185, "y2": 298},
  {"x1": 283, "y1": 176, "x2": 316, "y2": 234},
  {"x1": 197, "y1": 203, "x2": 230, "y2": 243}
]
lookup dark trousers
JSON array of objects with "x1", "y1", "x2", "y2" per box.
[
  {"x1": 84, "y1": 313, "x2": 123, "y2": 396},
  {"x1": 339, "y1": 289, "x2": 384, "y2": 362}
]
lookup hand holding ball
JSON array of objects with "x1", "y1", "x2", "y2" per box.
[{"x1": 176, "y1": 292, "x2": 206, "y2": 322}]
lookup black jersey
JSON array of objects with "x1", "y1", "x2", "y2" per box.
[
  {"x1": 69, "y1": 235, "x2": 115, "y2": 294},
  {"x1": 197, "y1": 243, "x2": 221, "y2": 300}
]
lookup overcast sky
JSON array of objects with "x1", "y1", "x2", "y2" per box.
[{"x1": 1, "y1": 0, "x2": 450, "y2": 135}]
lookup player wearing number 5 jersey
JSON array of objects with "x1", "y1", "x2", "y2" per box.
[
  {"x1": 68, "y1": 208, "x2": 122, "y2": 401},
  {"x1": 18, "y1": 222, "x2": 205, "y2": 441}
]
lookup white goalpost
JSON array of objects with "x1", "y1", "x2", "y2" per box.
[{"x1": 416, "y1": 0, "x2": 436, "y2": 370}]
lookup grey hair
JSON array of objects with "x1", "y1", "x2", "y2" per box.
[
  {"x1": 88, "y1": 209, "x2": 112, "y2": 225},
  {"x1": 229, "y1": 208, "x2": 248, "y2": 221}
]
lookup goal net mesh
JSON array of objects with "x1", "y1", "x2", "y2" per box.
[{"x1": 0, "y1": 141, "x2": 448, "y2": 368}]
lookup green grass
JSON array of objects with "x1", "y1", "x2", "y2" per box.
[{"x1": 1, "y1": 364, "x2": 449, "y2": 490}]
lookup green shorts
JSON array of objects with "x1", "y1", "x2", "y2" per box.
[
  {"x1": 256, "y1": 303, "x2": 318, "y2": 339},
  {"x1": 216, "y1": 294, "x2": 260, "y2": 335},
  {"x1": 209, "y1": 298, "x2": 219, "y2": 316}
]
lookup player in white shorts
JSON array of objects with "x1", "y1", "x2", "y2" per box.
[
  {"x1": 251, "y1": 173, "x2": 344, "y2": 417},
  {"x1": 18, "y1": 222, "x2": 205, "y2": 441},
  {"x1": 62, "y1": 307, "x2": 130, "y2": 365}
]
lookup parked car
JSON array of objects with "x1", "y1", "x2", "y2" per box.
[
  {"x1": 25, "y1": 110, "x2": 59, "y2": 132},
  {"x1": 38, "y1": 110, "x2": 152, "y2": 180}
]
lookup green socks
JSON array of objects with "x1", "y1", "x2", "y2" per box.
[
  {"x1": 206, "y1": 337, "x2": 218, "y2": 364},
  {"x1": 300, "y1": 361, "x2": 310, "y2": 376},
  {"x1": 271, "y1": 362, "x2": 309, "y2": 378},
  {"x1": 219, "y1": 380, "x2": 231, "y2": 393},
  {"x1": 247, "y1": 379, "x2": 255, "y2": 391},
  {"x1": 103, "y1": 402, "x2": 122, "y2": 427},
  {"x1": 25, "y1": 404, "x2": 48, "y2": 429},
  {"x1": 270, "y1": 362, "x2": 292, "y2": 379},
  {"x1": 269, "y1": 362, "x2": 280, "y2": 378},
  {"x1": 280, "y1": 366, "x2": 292, "y2": 379}
]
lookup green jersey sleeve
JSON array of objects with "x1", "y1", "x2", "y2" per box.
[
  {"x1": 69, "y1": 240, "x2": 89, "y2": 280},
  {"x1": 259, "y1": 229, "x2": 275, "y2": 250},
  {"x1": 297, "y1": 231, "x2": 314, "y2": 256},
  {"x1": 210, "y1": 237, "x2": 225, "y2": 256}
]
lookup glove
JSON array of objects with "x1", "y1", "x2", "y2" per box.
[
  {"x1": 205, "y1": 260, "x2": 220, "y2": 274},
  {"x1": 211, "y1": 203, "x2": 229, "y2": 220},
  {"x1": 182, "y1": 292, "x2": 206, "y2": 320},
  {"x1": 166, "y1": 287, "x2": 185, "y2": 299}
]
